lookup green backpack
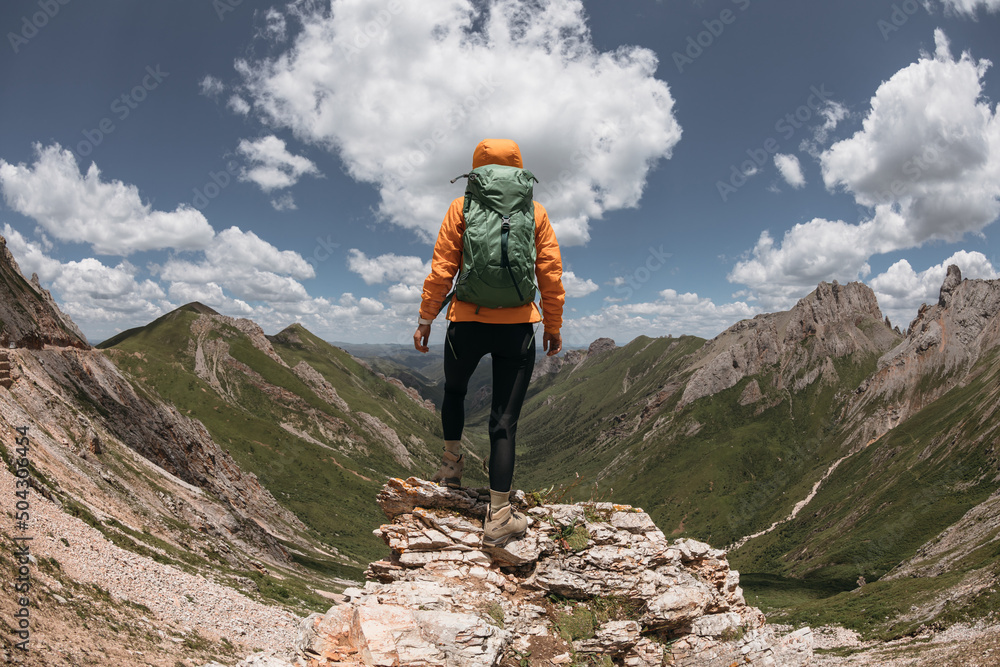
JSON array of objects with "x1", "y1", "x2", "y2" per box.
[{"x1": 449, "y1": 164, "x2": 538, "y2": 310}]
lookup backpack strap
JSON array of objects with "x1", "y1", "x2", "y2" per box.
[{"x1": 499, "y1": 216, "x2": 524, "y2": 303}]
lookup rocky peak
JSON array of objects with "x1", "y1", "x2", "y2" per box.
[
  {"x1": 0, "y1": 234, "x2": 89, "y2": 349},
  {"x1": 679, "y1": 281, "x2": 897, "y2": 407},
  {"x1": 229, "y1": 477, "x2": 813, "y2": 666},
  {"x1": 783, "y1": 280, "x2": 885, "y2": 345},
  {"x1": 938, "y1": 264, "x2": 962, "y2": 307},
  {"x1": 587, "y1": 337, "x2": 617, "y2": 355},
  {"x1": 847, "y1": 266, "x2": 1000, "y2": 449}
]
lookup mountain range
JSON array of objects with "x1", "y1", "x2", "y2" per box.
[{"x1": 2, "y1": 229, "x2": 1000, "y2": 664}]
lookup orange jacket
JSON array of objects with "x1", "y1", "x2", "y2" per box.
[{"x1": 419, "y1": 139, "x2": 565, "y2": 334}]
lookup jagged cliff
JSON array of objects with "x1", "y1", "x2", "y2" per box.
[
  {"x1": 0, "y1": 235, "x2": 87, "y2": 348},
  {"x1": 680, "y1": 280, "x2": 899, "y2": 407},
  {"x1": 845, "y1": 264, "x2": 1000, "y2": 449}
]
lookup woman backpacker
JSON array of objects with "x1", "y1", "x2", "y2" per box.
[{"x1": 413, "y1": 138, "x2": 565, "y2": 547}]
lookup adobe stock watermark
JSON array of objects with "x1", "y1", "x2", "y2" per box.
[
  {"x1": 7, "y1": 0, "x2": 71, "y2": 55},
  {"x1": 716, "y1": 84, "x2": 834, "y2": 202},
  {"x1": 74, "y1": 65, "x2": 170, "y2": 159},
  {"x1": 613, "y1": 244, "x2": 672, "y2": 300},
  {"x1": 673, "y1": 0, "x2": 752, "y2": 74},
  {"x1": 877, "y1": 0, "x2": 921, "y2": 41},
  {"x1": 339, "y1": 0, "x2": 403, "y2": 63},
  {"x1": 393, "y1": 72, "x2": 499, "y2": 179},
  {"x1": 305, "y1": 235, "x2": 341, "y2": 269},
  {"x1": 191, "y1": 159, "x2": 240, "y2": 210},
  {"x1": 213, "y1": 0, "x2": 244, "y2": 22}
]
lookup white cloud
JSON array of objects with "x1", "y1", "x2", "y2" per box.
[
  {"x1": 228, "y1": 95, "x2": 251, "y2": 116},
  {"x1": 562, "y1": 289, "x2": 757, "y2": 346},
  {"x1": 346, "y1": 249, "x2": 430, "y2": 286},
  {"x1": 869, "y1": 250, "x2": 999, "y2": 328},
  {"x1": 235, "y1": 0, "x2": 681, "y2": 246},
  {"x1": 820, "y1": 30, "x2": 1000, "y2": 245},
  {"x1": 160, "y1": 226, "x2": 315, "y2": 303},
  {"x1": 259, "y1": 7, "x2": 287, "y2": 41},
  {"x1": 3, "y1": 224, "x2": 172, "y2": 338},
  {"x1": 774, "y1": 153, "x2": 806, "y2": 188},
  {"x1": 940, "y1": 0, "x2": 1000, "y2": 16},
  {"x1": 237, "y1": 135, "x2": 319, "y2": 192},
  {"x1": 562, "y1": 270, "x2": 599, "y2": 298},
  {"x1": 270, "y1": 193, "x2": 297, "y2": 211},
  {"x1": 0, "y1": 144, "x2": 215, "y2": 255},
  {"x1": 730, "y1": 31, "x2": 1000, "y2": 310},
  {"x1": 199, "y1": 74, "x2": 225, "y2": 98},
  {"x1": 728, "y1": 221, "x2": 881, "y2": 310},
  {"x1": 385, "y1": 283, "x2": 422, "y2": 304}
]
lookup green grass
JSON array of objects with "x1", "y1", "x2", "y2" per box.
[{"x1": 99, "y1": 309, "x2": 455, "y2": 569}]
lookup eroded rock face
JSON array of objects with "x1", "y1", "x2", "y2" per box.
[
  {"x1": 845, "y1": 267, "x2": 1000, "y2": 449},
  {"x1": 680, "y1": 281, "x2": 898, "y2": 408},
  {"x1": 241, "y1": 477, "x2": 812, "y2": 667},
  {"x1": 0, "y1": 235, "x2": 88, "y2": 349}
]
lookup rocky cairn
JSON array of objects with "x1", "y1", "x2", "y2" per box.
[{"x1": 254, "y1": 478, "x2": 812, "y2": 666}]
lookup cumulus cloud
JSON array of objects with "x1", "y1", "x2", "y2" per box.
[
  {"x1": 237, "y1": 135, "x2": 319, "y2": 192},
  {"x1": 774, "y1": 153, "x2": 806, "y2": 188},
  {"x1": 160, "y1": 226, "x2": 315, "y2": 303},
  {"x1": 820, "y1": 30, "x2": 1000, "y2": 244},
  {"x1": 730, "y1": 31, "x2": 1000, "y2": 310},
  {"x1": 346, "y1": 249, "x2": 430, "y2": 286},
  {"x1": 728, "y1": 220, "x2": 881, "y2": 310},
  {"x1": 940, "y1": 0, "x2": 1000, "y2": 15},
  {"x1": 562, "y1": 289, "x2": 757, "y2": 346},
  {"x1": 228, "y1": 95, "x2": 251, "y2": 116},
  {"x1": 869, "y1": 250, "x2": 999, "y2": 328},
  {"x1": 235, "y1": 0, "x2": 681, "y2": 246},
  {"x1": 0, "y1": 144, "x2": 215, "y2": 255},
  {"x1": 562, "y1": 270, "x2": 599, "y2": 298}
]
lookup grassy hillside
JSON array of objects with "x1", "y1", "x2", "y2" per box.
[
  {"x1": 732, "y1": 349, "x2": 1000, "y2": 638},
  {"x1": 100, "y1": 308, "x2": 450, "y2": 570}
]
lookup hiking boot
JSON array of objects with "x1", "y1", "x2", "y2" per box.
[
  {"x1": 482, "y1": 504, "x2": 528, "y2": 547},
  {"x1": 431, "y1": 450, "x2": 464, "y2": 488}
]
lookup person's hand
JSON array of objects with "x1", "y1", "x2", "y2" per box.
[
  {"x1": 413, "y1": 323, "x2": 431, "y2": 353},
  {"x1": 543, "y1": 331, "x2": 562, "y2": 356}
]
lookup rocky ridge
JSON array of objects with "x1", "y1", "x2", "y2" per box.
[
  {"x1": 679, "y1": 281, "x2": 899, "y2": 408},
  {"x1": 0, "y1": 235, "x2": 87, "y2": 348},
  {"x1": 223, "y1": 477, "x2": 813, "y2": 667},
  {"x1": 845, "y1": 265, "x2": 1000, "y2": 449}
]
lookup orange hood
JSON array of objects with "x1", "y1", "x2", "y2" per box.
[{"x1": 472, "y1": 138, "x2": 523, "y2": 169}]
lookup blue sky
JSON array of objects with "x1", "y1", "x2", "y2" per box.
[{"x1": 1, "y1": 0, "x2": 999, "y2": 347}]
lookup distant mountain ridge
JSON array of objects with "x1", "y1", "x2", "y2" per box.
[{"x1": 5, "y1": 221, "x2": 1000, "y2": 661}]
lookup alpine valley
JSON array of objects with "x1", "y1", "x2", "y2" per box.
[{"x1": 2, "y1": 228, "x2": 1000, "y2": 666}]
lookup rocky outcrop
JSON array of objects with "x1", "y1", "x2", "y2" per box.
[
  {"x1": 294, "y1": 360, "x2": 351, "y2": 413},
  {"x1": 0, "y1": 234, "x2": 88, "y2": 349},
  {"x1": 531, "y1": 338, "x2": 614, "y2": 381},
  {"x1": 846, "y1": 265, "x2": 1000, "y2": 449},
  {"x1": 232, "y1": 478, "x2": 813, "y2": 666},
  {"x1": 680, "y1": 281, "x2": 898, "y2": 407}
]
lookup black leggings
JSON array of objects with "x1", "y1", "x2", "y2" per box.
[{"x1": 442, "y1": 322, "x2": 536, "y2": 492}]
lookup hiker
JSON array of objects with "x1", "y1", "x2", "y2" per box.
[{"x1": 413, "y1": 138, "x2": 565, "y2": 547}]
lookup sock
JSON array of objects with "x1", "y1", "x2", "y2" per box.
[
  {"x1": 490, "y1": 489, "x2": 510, "y2": 512},
  {"x1": 444, "y1": 440, "x2": 461, "y2": 457}
]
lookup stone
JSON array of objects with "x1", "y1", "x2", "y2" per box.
[{"x1": 235, "y1": 478, "x2": 810, "y2": 666}]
